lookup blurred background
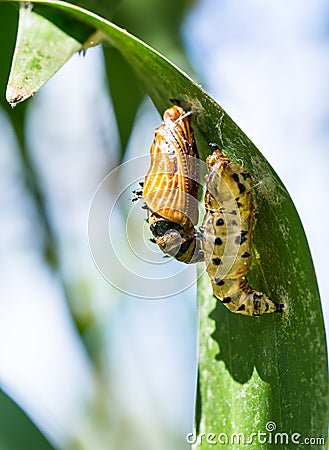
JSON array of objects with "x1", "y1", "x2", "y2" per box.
[{"x1": 0, "y1": 0, "x2": 328, "y2": 449}]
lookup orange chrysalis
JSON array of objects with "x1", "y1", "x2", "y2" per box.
[{"x1": 143, "y1": 102, "x2": 203, "y2": 263}]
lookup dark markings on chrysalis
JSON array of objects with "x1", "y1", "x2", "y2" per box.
[
  {"x1": 201, "y1": 143, "x2": 284, "y2": 316},
  {"x1": 141, "y1": 102, "x2": 203, "y2": 263}
]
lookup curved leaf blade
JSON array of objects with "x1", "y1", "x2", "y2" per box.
[
  {"x1": 2, "y1": 1, "x2": 328, "y2": 447},
  {"x1": 0, "y1": 389, "x2": 56, "y2": 450},
  {"x1": 103, "y1": 46, "x2": 144, "y2": 158},
  {"x1": 6, "y1": 4, "x2": 90, "y2": 106}
]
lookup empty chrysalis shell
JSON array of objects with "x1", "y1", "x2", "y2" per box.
[{"x1": 143, "y1": 103, "x2": 203, "y2": 264}]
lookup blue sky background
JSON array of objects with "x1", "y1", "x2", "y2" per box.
[{"x1": 0, "y1": 1, "x2": 328, "y2": 449}]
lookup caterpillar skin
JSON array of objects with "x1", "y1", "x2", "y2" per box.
[
  {"x1": 202, "y1": 144, "x2": 284, "y2": 316},
  {"x1": 143, "y1": 104, "x2": 203, "y2": 263}
]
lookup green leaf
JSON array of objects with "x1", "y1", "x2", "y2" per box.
[
  {"x1": 6, "y1": 3, "x2": 94, "y2": 106},
  {"x1": 0, "y1": 4, "x2": 59, "y2": 268},
  {"x1": 103, "y1": 0, "x2": 195, "y2": 158},
  {"x1": 0, "y1": 389, "x2": 56, "y2": 450},
  {"x1": 110, "y1": 0, "x2": 194, "y2": 68},
  {"x1": 103, "y1": 46, "x2": 144, "y2": 158},
  {"x1": 0, "y1": 3, "x2": 27, "y2": 141},
  {"x1": 64, "y1": 0, "x2": 121, "y2": 20},
  {"x1": 2, "y1": 1, "x2": 328, "y2": 447},
  {"x1": 103, "y1": 0, "x2": 195, "y2": 159}
]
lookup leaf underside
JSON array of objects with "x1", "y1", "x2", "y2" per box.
[{"x1": 2, "y1": 1, "x2": 328, "y2": 448}]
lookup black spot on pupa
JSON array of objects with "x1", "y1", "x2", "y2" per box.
[
  {"x1": 214, "y1": 237, "x2": 223, "y2": 245},
  {"x1": 222, "y1": 297, "x2": 231, "y2": 303},
  {"x1": 241, "y1": 251, "x2": 250, "y2": 258},
  {"x1": 229, "y1": 210, "x2": 237, "y2": 215},
  {"x1": 235, "y1": 231, "x2": 248, "y2": 245},
  {"x1": 232, "y1": 173, "x2": 246, "y2": 195},
  {"x1": 235, "y1": 197, "x2": 242, "y2": 208},
  {"x1": 238, "y1": 183, "x2": 246, "y2": 194},
  {"x1": 232, "y1": 173, "x2": 239, "y2": 183},
  {"x1": 216, "y1": 218, "x2": 224, "y2": 226},
  {"x1": 214, "y1": 278, "x2": 224, "y2": 286},
  {"x1": 237, "y1": 304, "x2": 246, "y2": 311},
  {"x1": 212, "y1": 257, "x2": 222, "y2": 265}
]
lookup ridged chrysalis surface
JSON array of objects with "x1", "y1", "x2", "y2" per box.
[{"x1": 143, "y1": 104, "x2": 202, "y2": 263}]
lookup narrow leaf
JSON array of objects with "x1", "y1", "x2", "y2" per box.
[
  {"x1": 0, "y1": 389, "x2": 56, "y2": 450},
  {"x1": 0, "y1": 3, "x2": 27, "y2": 142},
  {"x1": 2, "y1": 1, "x2": 328, "y2": 447},
  {"x1": 6, "y1": 4, "x2": 89, "y2": 106},
  {"x1": 103, "y1": 46, "x2": 144, "y2": 158}
]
